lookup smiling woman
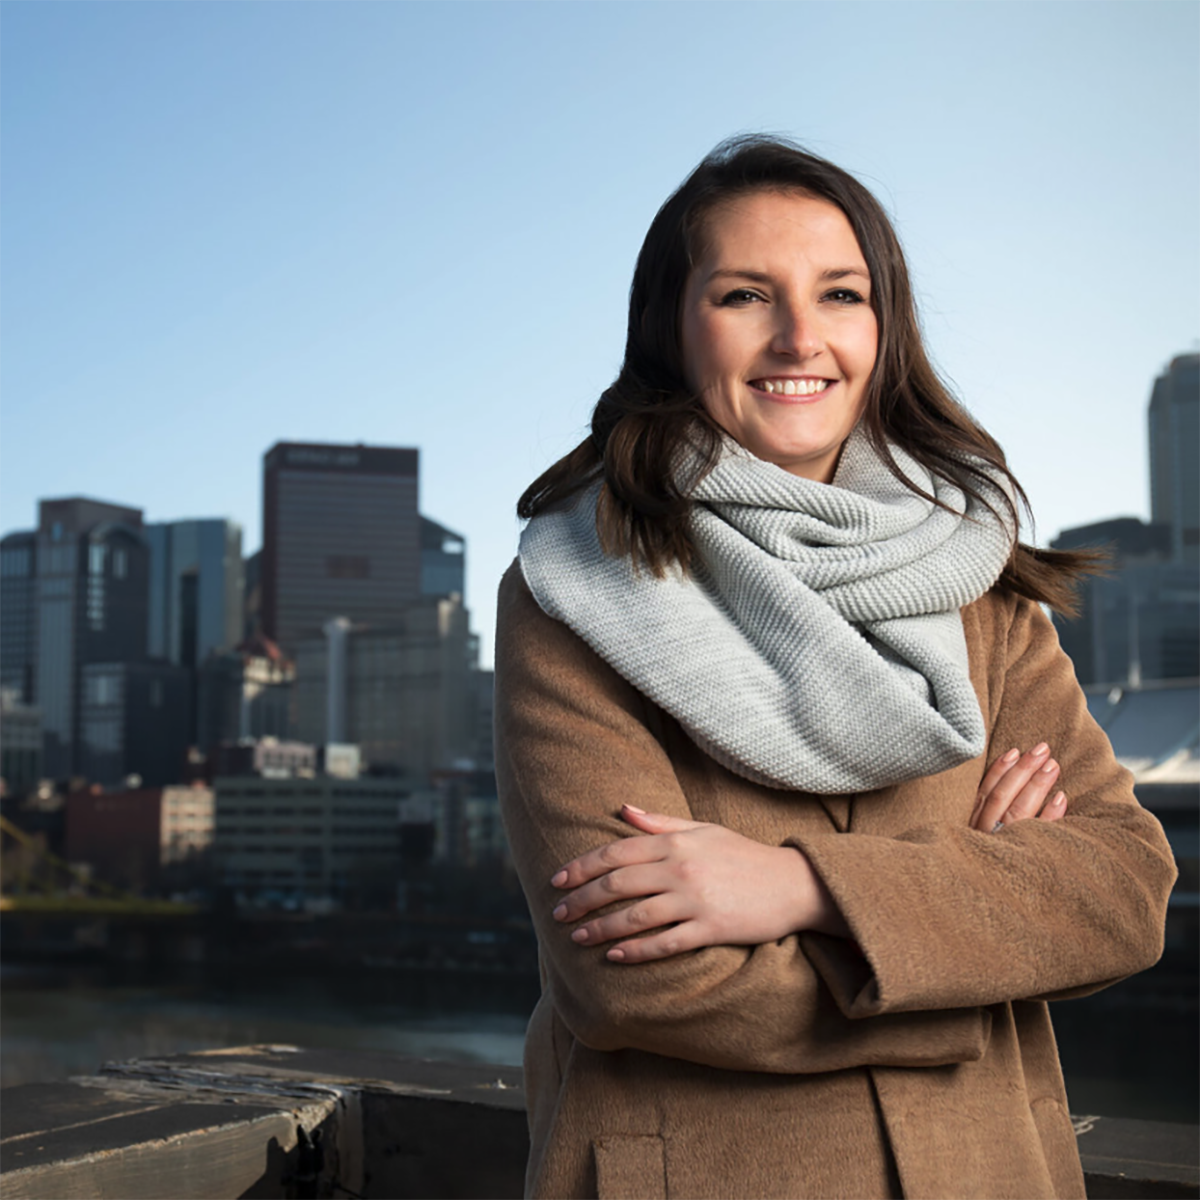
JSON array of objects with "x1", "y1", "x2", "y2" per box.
[
  {"x1": 496, "y1": 136, "x2": 1176, "y2": 1200},
  {"x1": 679, "y1": 190, "x2": 878, "y2": 483}
]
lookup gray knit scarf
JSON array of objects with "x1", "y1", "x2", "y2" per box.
[{"x1": 518, "y1": 428, "x2": 1015, "y2": 794}]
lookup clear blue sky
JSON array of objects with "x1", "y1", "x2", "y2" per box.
[{"x1": 3, "y1": 1, "x2": 1197, "y2": 666}]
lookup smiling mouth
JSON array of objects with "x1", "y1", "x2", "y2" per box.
[{"x1": 750, "y1": 378, "x2": 832, "y2": 397}]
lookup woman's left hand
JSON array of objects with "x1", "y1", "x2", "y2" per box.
[{"x1": 550, "y1": 805, "x2": 849, "y2": 963}]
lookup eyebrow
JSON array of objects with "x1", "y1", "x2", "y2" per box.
[{"x1": 706, "y1": 267, "x2": 870, "y2": 284}]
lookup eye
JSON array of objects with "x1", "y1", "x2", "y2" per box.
[
  {"x1": 717, "y1": 287, "x2": 766, "y2": 306},
  {"x1": 823, "y1": 287, "x2": 867, "y2": 305}
]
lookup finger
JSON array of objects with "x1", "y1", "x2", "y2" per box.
[
  {"x1": 619, "y1": 805, "x2": 705, "y2": 834},
  {"x1": 551, "y1": 835, "x2": 668, "y2": 889},
  {"x1": 973, "y1": 748, "x2": 1021, "y2": 807},
  {"x1": 971, "y1": 747, "x2": 1021, "y2": 825},
  {"x1": 552, "y1": 863, "x2": 671, "y2": 923},
  {"x1": 973, "y1": 743, "x2": 1051, "y2": 831},
  {"x1": 999, "y1": 759, "x2": 1061, "y2": 825},
  {"x1": 569, "y1": 894, "x2": 690, "y2": 947},
  {"x1": 1037, "y1": 791, "x2": 1068, "y2": 822},
  {"x1": 606, "y1": 922, "x2": 707, "y2": 964}
]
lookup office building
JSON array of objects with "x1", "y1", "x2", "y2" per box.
[
  {"x1": 420, "y1": 517, "x2": 466, "y2": 598},
  {"x1": 208, "y1": 737, "x2": 316, "y2": 779},
  {"x1": 1, "y1": 689, "x2": 42, "y2": 796},
  {"x1": 243, "y1": 549, "x2": 262, "y2": 641},
  {"x1": 261, "y1": 442, "x2": 421, "y2": 652},
  {"x1": 213, "y1": 774, "x2": 404, "y2": 904},
  {"x1": 65, "y1": 784, "x2": 214, "y2": 893},
  {"x1": 146, "y1": 519, "x2": 244, "y2": 669},
  {"x1": 79, "y1": 660, "x2": 192, "y2": 787},
  {"x1": 1052, "y1": 518, "x2": 1197, "y2": 685},
  {"x1": 33, "y1": 498, "x2": 150, "y2": 779},
  {"x1": 292, "y1": 595, "x2": 478, "y2": 781},
  {"x1": 1148, "y1": 353, "x2": 1199, "y2": 562},
  {"x1": 1, "y1": 531, "x2": 38, "y2": 702},
  {"x1": 196, "y1": 634, "x2": 294, "y2": 752}
]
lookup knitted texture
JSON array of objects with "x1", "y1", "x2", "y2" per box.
[{"x1": 518, "y1": 429, "x2": 1016, "y2": 793}]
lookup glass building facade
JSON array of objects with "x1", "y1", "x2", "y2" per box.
[
  {"x1": 1, "y1": 530, "x2": 38, "y2": 702},
  {"x1": 32, "y1": 498, "x2": 148, "y2": 779},
  {"x1": 146, "y1": 518, "x2": 244, "y2": 668}
]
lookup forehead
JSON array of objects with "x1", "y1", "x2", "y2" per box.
[{"x1": 691, "y1": 189, "x2": 866, "y2": 267}]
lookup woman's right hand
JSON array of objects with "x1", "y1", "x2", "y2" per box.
[{"x1": 971, "y1": 743, "x2": 1067, "y2": 832}]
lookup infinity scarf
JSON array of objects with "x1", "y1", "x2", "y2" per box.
[{"x1": 518, "y1": 428, "x2": 1015, "y2": 794}]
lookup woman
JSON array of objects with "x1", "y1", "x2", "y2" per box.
[{"x1": 495, "y1": 136, "x2": 1176, "y2": 1200}]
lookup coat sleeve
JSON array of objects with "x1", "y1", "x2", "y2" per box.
[
  {"x1": 495, "y1": 563, "x2": 993, "y2": 1073},
  {"x1": 792, "y1": 593, "x2": 1178, "y2": 1020}
]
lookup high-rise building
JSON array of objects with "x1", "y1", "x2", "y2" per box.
[
  {"x1": 196, "y1": 634, "x2": 294, "y2": 753},
  {"x1": 33, "y1": 498, "x2": 150, "y2": 779},
  {"x1": 420, "y1": 517, "x2": 466, "y2": 599},
  {"x1": 1, "y1": 530, "x2": 38, "y2": 703},
  {"x1": 146, "y1": 519, "x2": 244, "y2": 669},
  {"x1": 1148, "y1": 353, "x2": 1199, "y2": 563},
  {"x1": 292, "y1": 595, "x2": 479, "y2": 781},
  {"x1": 261, "y1": 442, "x2": 421, "y2": 652},
  {"x1": 1, "y1": 688, "x2": 42, "y2": 796},
  {"x1": 79, "y1": 660, "x2": 192, "y2": 787}
]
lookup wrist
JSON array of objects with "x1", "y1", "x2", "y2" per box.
[{"x1": 783, "y1": 846, "x2": 851, "y2": 938}]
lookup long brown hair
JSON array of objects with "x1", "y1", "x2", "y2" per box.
[{"x1": 519, "y1": 135, "x2": 1100, "y2": 614}]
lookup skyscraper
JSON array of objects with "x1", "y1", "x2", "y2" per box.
[
  {"x1": 33, "y1": 497, "x2": 150, "y2": 779},
  {"x1": 1148, "y1": 353, "x2": 1199, "y2": 563},
  {"x1": 146, "y1": 519, "x2": 244, "y2": 670},
  {"x1": 261, "y1": 442, "x2": 421, "y2": 652},
  {"x1": 1, "y1": 530, "x2": 38, "y2": 703},
  {"x1": 420, "y1": 517, "x2": 466, "y2": 599}
]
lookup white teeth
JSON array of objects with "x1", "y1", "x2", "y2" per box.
[{"x1": 757, "y1": 378, "x2": 829, "y2": 396}]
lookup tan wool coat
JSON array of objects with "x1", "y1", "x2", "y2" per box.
[{"x1": 494, "y1": 563, "x2": 1177, "y2": 1200}]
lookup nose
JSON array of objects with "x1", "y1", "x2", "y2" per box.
[{"x1": 770, "y1": 301, "x2": 823, "y2": 359}]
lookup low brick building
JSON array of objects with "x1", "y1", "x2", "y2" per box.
[{"x1": 64, "y1": 784, "x2": 214, "y2": 893}]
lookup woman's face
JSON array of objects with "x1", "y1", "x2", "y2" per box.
[{"x1": 680, "y1": 190, "x2": 878, "y2": 483}]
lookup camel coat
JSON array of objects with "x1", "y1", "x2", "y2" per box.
[{"x1": 494, "y1": 563, "x2": 1176, "y2": 1200}]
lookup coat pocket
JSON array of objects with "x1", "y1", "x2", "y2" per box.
[{"x1": 593, "y1": 1134, "x2": 667, "y2": 1200}]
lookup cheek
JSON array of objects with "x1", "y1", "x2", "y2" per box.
[{"x1": 680, "y1": 314, "x2": 722, "y2": 392}]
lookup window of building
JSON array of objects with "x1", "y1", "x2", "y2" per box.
[
  {"x1": 89, "y1": 545, "x2": 107, "y2": 576},
  {"x1": 112, "y1": 548, "x2": 128, "y2": 579},
  {"x1": 326, "y1": 555, "x2": 370, "y2": 579}
]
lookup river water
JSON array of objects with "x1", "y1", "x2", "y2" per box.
[
  {"x1": 3, "y1": 961, "x2": 1195, "y2": 1126},
  {"x1": 0, "y1": 961, "x2": 535, "y2": 1088}
]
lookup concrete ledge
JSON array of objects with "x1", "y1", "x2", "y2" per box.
[{"x1": 1, "y1": 1047, "x2": 1194, "y2": 1199}]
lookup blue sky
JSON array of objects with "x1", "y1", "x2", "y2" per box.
[{"x1": 3, "y1": 1, "x2": 1197, "y2": 666}]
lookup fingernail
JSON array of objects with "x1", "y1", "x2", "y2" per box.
[
  {"x1": 1003, "y1": 748, "x2": 1020, "y2": 764},
  {"x1": 571, "y1": 928, "x2": 589, "y2": 943},
  {"x1": 552, "y1": 903, "x2": 567, "y2": 921},
  {"x1": 1051, "y1": 791, "x2": 1066, "y2": 807},
  {"x1": 550, "y1": 870, "x2": 568, "y2": 887},
  {"x1": 1040, "y1": 758, "x2": 1058, "y2": 774},
  {"x1": 1031, "y1": 743, "x2": 1049, "y2": 758},
  {"x1": 623, "y1": 804, "x2": 646, "y2": 815},
  {"x1": 606, "y1": 948, "x2": 626, "y2": 962}
]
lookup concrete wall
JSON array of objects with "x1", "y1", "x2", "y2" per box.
[{"x1": 1, "y1": 1047, "x2": 1195, "y2": 1200}]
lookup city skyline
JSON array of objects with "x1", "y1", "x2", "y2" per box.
[{"x1": 3, "y1": 2, "x2": 1198, "y2": 667}]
